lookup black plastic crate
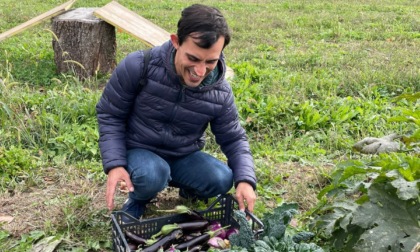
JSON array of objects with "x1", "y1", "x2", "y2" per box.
[{"x1": 111, "y1": 194, "x2": 264, "y2": 252}]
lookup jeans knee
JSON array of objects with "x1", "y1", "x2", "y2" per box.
[
  {"x1": 130, "y1": 166, "x2": 170, "y2": 200},
  {"x1": 200, "y1": 172, "x2": 233, "y2": 197},
  {"x1": 127, "y1": 149, "x2": 171, "y2": 200}
]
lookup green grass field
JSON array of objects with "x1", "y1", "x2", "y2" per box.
[{"x1": 0, "y1": 0, "x2": 419, "y2": 251}]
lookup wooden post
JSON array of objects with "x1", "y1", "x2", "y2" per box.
[{"x1": 52, "y1": 8, "x2": 116, "y2": 79}]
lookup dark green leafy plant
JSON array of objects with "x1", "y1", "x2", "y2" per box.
[
  {"x1": 310, "y1": 92, "x2": 420, "y2": 251},
  {"x1": 0, "y1": 146, "x2": 36, "y2": 184},
  {"x1": 310, "y1": 155, "x2": 420, "y2": 251},
  {"x1": 229, "y1": 204, "x2": 324, "y2": 252}
]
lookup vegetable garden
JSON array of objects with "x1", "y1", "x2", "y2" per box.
[{"x1": 0, "y1": 0, "x2": 419, "y2": 251}]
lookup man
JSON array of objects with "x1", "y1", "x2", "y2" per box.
[{"x1": 96, "y1": 4, "x2": 257, "y2": 219}]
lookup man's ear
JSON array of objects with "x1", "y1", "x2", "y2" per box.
[{"x1": 170, "y1": 34, "x2": 179, "y2": 50}]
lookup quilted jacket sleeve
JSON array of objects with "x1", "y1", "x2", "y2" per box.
[
  {"x1": 96, "y1": 51, "x2": 145, "y2": 174},
  {"x1": 211, "y1": 87, "x2": 257, "y2": 190}
]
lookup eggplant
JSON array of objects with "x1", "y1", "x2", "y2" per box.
[
  {"x1": 151, "y1": 220, "x2": 209, "y2": 239},
  {"x1": 175, "y1": 233, "x2": 210, "y2": 251},
  {"x1": 207, "y1": 221, "x2": 226, "y2": 239},
  {"x1": 142, "y1": 229, "x2": 183, "y2": 252},
  {"x1": 177, "y1": 220, "x2": 209, "y2": 231},
  {"x1": 157, "y1": 205, "x2": 204, "y2": 220},
  {"x1": 207, "y1": 236, "x2": 229, "y2": 249},
  {"x1": 175, "y1": 226, "x2": 228, "y2": 251},
  {"x1": 225, "y1": 227, "x2": 239, "y2": 239},
  {"x1": 125, "y1": 230, "x2": 148, "y2": 245},
  {"x1": 127, "y1": 242, "x2": 138, "y2": 251}
]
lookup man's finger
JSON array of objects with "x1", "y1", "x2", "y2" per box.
[
  {"x1": 236, "y1": 195, "x2": 246, "y2": 211},
  {"x1": 124, "y1": 177, "x2": 134, "y2": 192},
  {"x1": 246, "y1": 199, "x2": 255, "y2": 213},
  {"x1": 106, "y1": 179, "x2": 116, "y2": 210}
]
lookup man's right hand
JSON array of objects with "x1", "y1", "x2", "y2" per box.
[{"x1": 106, "y1": 167, "x2": 134, "y2": 211}]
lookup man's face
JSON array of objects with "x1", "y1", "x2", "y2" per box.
[{"x1": 171, "y1": 34, "x2": 225, "y2": 88}]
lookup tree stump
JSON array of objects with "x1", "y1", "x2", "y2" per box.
[{"x1": 52, "y1": 8, "x2": 116, "y2": 79}]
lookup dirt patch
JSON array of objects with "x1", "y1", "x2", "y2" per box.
[
  {"x1": 0, "y1": 180, "x2": 105, "y2": 236},
  {"x1": 0, "y1": 178, "x2": 182, "y2": 237},
  {"x1": 256, "y1": 162, "x2": 332, "y2": 212}
]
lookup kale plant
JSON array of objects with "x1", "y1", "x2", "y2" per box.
[{"x1": 229, "y1": 203, "x2": 324, "y2": 252}]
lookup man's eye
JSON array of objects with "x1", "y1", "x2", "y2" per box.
[
  {"x1": 207, "y1": 60, "x2": 218, "y2": 65},
  {"x1": 188, "y1": 56, "x2": 199, "y2": 62}
]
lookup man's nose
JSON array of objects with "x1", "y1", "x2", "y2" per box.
[{"x1": 194, "y1": 63, "x2": 207, "y2": 77}]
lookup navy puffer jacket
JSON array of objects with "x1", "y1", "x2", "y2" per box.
[{"x1": 96, "y1": 41, "x2": 256, "y2": 189}]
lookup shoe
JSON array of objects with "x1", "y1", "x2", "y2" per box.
[
  {"x1": 179, "y1": 188, "x2": 208, "y2": 204},
  {"x1": 121, "y1": 198, "x2": 146, "y2": 220}
]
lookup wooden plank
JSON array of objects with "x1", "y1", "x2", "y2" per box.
[
  {"x1": 0, "y1": 0, "x2": 76, "y2": 42},
  {"x1": 94, "y1": 1, "x2": 170, "y2": 47}
]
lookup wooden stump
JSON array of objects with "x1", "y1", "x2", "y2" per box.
[{"x1": 52, "y1": 8, "x2": 116, "y2": 79}]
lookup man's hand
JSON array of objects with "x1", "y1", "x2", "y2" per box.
[
  {"x1": 106, "y1": 167, "x2": 134, "y2": 211},
  {"x1": 235, "y1": 182, "x2": 256, "y2": 213}
]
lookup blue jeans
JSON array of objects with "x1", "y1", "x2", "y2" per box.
[{"x1": 126, "y1": 149, "x2": 234, "y2": 202}]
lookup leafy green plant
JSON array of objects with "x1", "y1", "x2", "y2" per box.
[
  {"x1": 390, "y1": 92, "x2": 420, "y2": 152},
  {"x1": 0, "y1": 146, "x2": 36, "y2": 185},
  {"x1": 310, "y1": 154, "x2": 419, "y2": 251},
  {"x1": 229, "y1": 204, "x2": 324, "y2": 252},
  {"x1": 309, "y1": 92, "x2": 419, "y2": 251},
  {"x1": 0, "y1": 230, "x2": 45, "y2": 252}
]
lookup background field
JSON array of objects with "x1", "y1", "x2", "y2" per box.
[{"x1": 0, "y1": 0, "x2": 419, "y2": 251}]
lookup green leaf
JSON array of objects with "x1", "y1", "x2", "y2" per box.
[
  {"x1": 390, "y1": 178, "x2": 420, "y2": 200},
  {"x1": 262, "y1": 202, "x2": 299, "y2": 239},
  {"x1": 394, "y1": 92, "x2": 420, "y2": 102},
  {"x1": 31, "y1": 236, "x2": 62, "y2": 252},
  {"x1": 313, "y1": 200, "x2": 357, "y2": 236},
  {"x1": 351, "y1": 183, "x2": 420, "y2": 251}
]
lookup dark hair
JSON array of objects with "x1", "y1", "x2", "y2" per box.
[{"x1": 177, "y1": 4, "x2": 231, "y2": 49}]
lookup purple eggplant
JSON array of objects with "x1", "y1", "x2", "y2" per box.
[
  {"x1": 175, "y1": 226, "x2": 228, "y2": 251},
  {"x1": 125, "y1": 230, "x2": 148, "y2": 245},
  {"x1": 127, "y1": 242, "x2": 138, "y2": 251},
  {"x1": 151, "y1": 220, "x2": 209, "y2": 239},
  {"x1": 208, "y1": 236, "x2": 229, "y2": 249},
  {"x1": 157, "y1": 205, "x2": 204, "y2": 220},
  {"x1": 207, "y1": 221, "x2": 226, "y2": 239},
  {"x1": 142, "y1": 229, "x2": 183, "y2": 252},
  {"x1": 225, "y1": 227, "x2": 239, "y2": 239}
]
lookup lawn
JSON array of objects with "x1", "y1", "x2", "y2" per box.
[{"x1": 0, "y1": 0, "x2": 419, "y2": 251}]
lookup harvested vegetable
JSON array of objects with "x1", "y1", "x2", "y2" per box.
[
  {"x1": 164, "y1": 245, "x2": 177, "y2": 252},
  {"x1": 230, "y1": 204, "x2": 324, "y2": 251},
  {"x1": 142, "y1": 229, "x2": 183, "y2": 252},
  {"x1": 157, "y1": 205, "x2": 203, "y2": 220},
  {"x1": 151, "y1": 220, "x2": 209, "y2": 239},
  {"x1": 175, "y1": 226, "x2": 228, "y2": 250},
  {"x1": 228, "y1": 211, "x2": 255, "y2": 250},
  {"x1": 207, "y1": 236, "x2": 229, "y2": 249},
  {"x1": 127, "y1": 242, "x2": 138, "y2": 250},
  {"x1": 207, "y1": 221, "x2": 226, "y2": 239},
  {"x1": 225, "y1": 227, "x2": 239, "y2": 239},
  {"x1": 125, "y1": 230, "x2": 148, "y2": 245}
]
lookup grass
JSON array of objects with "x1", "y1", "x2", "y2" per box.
[{"x1": 0, "y1": 0, "x2": 419, "y2": 251}]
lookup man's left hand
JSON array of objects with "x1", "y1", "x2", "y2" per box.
[{"x1": 235, "y1": 182, "x2": 256, "y2": 213}]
